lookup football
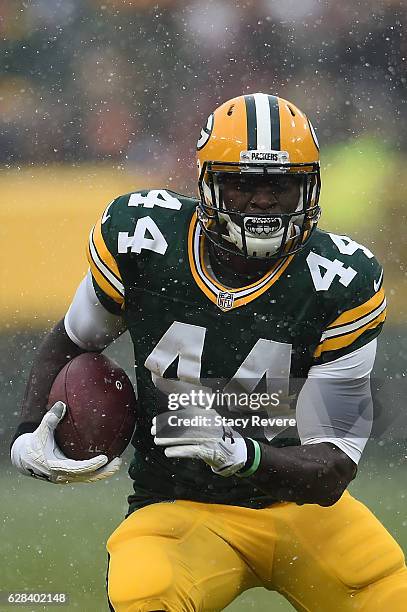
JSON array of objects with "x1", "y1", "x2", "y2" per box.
[{"x1": 47, "y1": 353, "x2": 137, "y2": 462}]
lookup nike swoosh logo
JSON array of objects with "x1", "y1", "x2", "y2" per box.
[{"x1": 373, "y1": 270, "x2": 383, "y2": 292}]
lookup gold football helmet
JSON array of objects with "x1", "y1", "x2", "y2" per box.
[{"x1": 196, "y1": 93, "x2": 321, "y2": 259}]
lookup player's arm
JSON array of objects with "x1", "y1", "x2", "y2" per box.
[
  {"x1": 236, "y1": 338, "x2": 377, "y2": 505},
  {"x1": 18, "y1": 319, "x2": 84, "y2": 429},
  {"x1": 11, "y1": 195, "x2": 129, "y2": 483},
  {"x1": 15, "y1": 271, "x2": 126, "y2": 430},
  {"x1": 244, "y1": 442, "x2": 356, "y2": 507},
  {"x1": 11, "y1": 270, "x2": 126, "y2": 483},
  {"x1": 11, "y1": 192, "x2": 126, "y2": 482}
]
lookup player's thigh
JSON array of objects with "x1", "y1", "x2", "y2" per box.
[
  {"x1": 107, "y1": 501, "x2": 258, "y2": 612},
  {"x1": 268, "y1": 491, "x2": 406, "y2": 611}
]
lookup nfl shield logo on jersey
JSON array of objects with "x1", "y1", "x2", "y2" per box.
[{"x1": 217, "y1": 291, "x2": 235, "y2": 311}]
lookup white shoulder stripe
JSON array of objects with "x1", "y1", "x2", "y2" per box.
[
  {"x1": 88, "y1": 228, "x2": 124, "y2": 297},
  {"x1": 321, "y1": 299, "x2": 386, "y2": 341}
]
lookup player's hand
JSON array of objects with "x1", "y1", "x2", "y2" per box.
[
  {"x1": 10, "y1": 401, "x2": 122, "y2": 484},
  {"x1": 152, "y1": 407, "x2": 248, "y2": 477}
]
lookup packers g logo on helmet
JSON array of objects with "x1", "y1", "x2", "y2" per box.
[
  {"x1": 197, "y1": 113, "x2": 214, "y2": 151},
  {"x1": 196, "y1": 93, "x2": 321, "y2": 260}
]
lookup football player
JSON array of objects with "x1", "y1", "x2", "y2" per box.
[{"x1": 11, "y1": 93, "x2": 407, "y2": 610}]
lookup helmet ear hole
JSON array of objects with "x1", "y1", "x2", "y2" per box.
[{"x1": 287, "y1": 104, "x2": 296, "y2": 117}]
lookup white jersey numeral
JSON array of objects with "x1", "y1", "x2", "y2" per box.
[
  {"x1": 144, "y1": 322, "x2": 210, "y2": 396},
  {"x1": 127, "y1": 190, "x2": 182, "y2": 210},
  {"x1": 328, "y1": 233, "x2": 374, "y2": 258},
  {"x1": 118, "y1": 217, "x2": 168, "y2": 255},
  {"x1": 306, "y1": 252, "x2": 357, "y2": 291},
  {"x1": 223, "y1": 338, "x2": 292, "y2": 440},
  {"x1": 223, "y1": 338, "x2": 291, "y2": 399},
  {"x1": 144, "y1": 322, "x2": 292, "y2": 438}
]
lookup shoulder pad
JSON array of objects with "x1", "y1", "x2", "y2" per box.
[
  {"x1": 90, "y1": 187, "x2": 196, "y2": 258},
  {"x1": 86, "y1": 189, "x2": 196, "y2": 314},
  {"x1": 307, "y1": 229, "x2": 382, "y2": 300},
  {"x1": 308, "y1": 230, "x2": 386, "y2": 363}
]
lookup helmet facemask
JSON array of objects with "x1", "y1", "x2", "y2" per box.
[{"x1": 197, "y1": 161, "x2": 321, "y2": 260}]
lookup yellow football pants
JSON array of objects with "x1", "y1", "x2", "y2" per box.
[{"x1": 106, "y1": 491, "x2": 407, "y2": 611}]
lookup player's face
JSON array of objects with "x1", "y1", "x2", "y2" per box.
[{"x1": 220, "y1": 174, "x2": 301, "y2": 215}]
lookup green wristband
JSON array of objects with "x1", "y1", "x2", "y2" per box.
[{"x1": 237, "y1": 439, "x2": 261, "y2": 478}]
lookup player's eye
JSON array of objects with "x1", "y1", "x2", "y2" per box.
[
  {"x1": 275, "y1": 177, "x2": 301, "y2": 191},
  {"x1": 270, "y1": 181, "x2": 284, "y2": 192},
  {"x1": 236, "y1": 181, "x2": 251, "y2": 192},
  {"x1": 225, "y1": 179, "x2": 251, "y2": 193}
]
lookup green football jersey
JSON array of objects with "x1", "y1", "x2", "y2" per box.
[{"x1": 87, "y1": 189, "x2": 386, "y2": 512}]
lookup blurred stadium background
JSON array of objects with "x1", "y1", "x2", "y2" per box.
[{"x1": 1, "y1": 0, "x2": 406, "y2": 610}]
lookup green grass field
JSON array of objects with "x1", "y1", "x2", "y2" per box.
[{"x1": 1, "y1": 449, "x2": 406, "y2": 612}]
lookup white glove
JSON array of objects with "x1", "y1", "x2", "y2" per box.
[
  {"x1": 152, "y1": 407, "x2": 248, "y2": 477},
  {"x1": 11, "y1": 401, "x2": 122, "y2": 484}
]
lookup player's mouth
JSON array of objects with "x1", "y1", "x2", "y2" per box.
[{"x1": 244, "y1": 216, "x2": 283, "y2": 236}]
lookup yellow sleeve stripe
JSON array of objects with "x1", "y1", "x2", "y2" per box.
[
  {"x1": 327, "y1": 287, "x2": 385, "y2": 329},
  {"x1": 314, "y1": 308, "x2": 386, "y2": 358},
  {"x1": 322, "y1": 297, "x2": 386, "y2": 342},
  {"x1": 93, "y1": 218, "x2": 122, "y2": 281},
  {"x1": 319, "y1": 297, "x2": 386, "y2": 344},
  {"x1": 86, "y1": 222, "x2": 124, "y2": 305}
]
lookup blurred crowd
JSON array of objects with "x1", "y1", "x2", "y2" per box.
[{"x1": 0, "y1": 0, "x2": 406, "y2": 180}]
